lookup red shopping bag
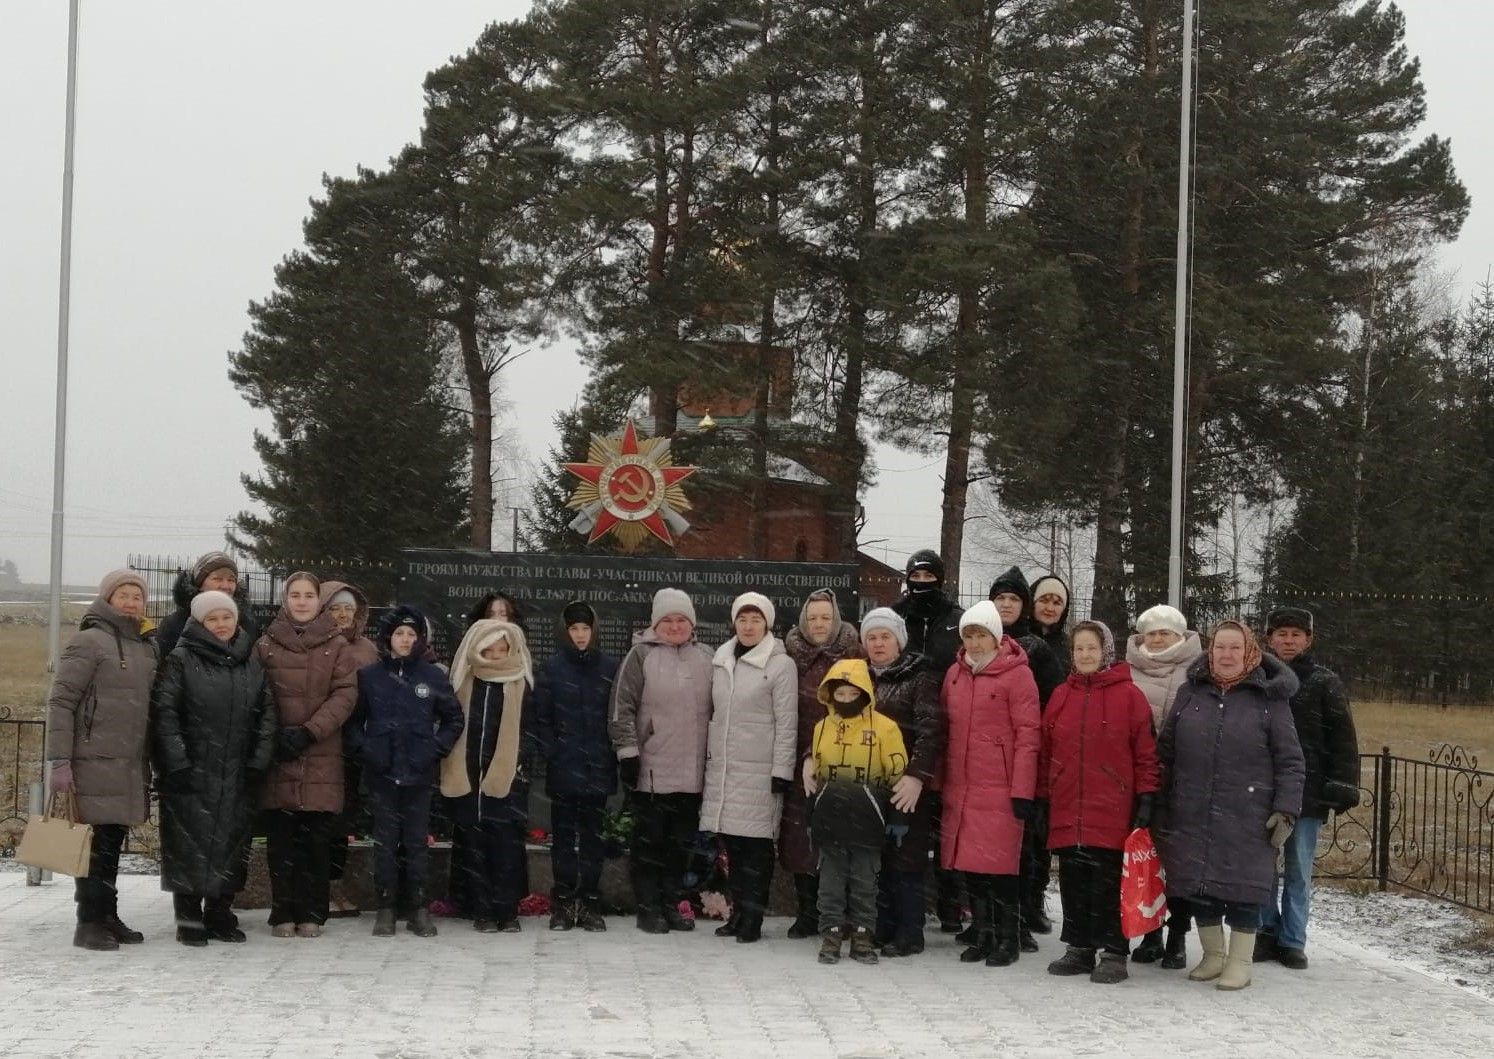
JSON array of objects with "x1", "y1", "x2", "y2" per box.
[{"x1": 1120, "y1": 827, "x2": 1168, "y2": 938}]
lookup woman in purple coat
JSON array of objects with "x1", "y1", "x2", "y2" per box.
[{"x1": 1156, "y1": 620, "x2": 1305, "y2": 992}]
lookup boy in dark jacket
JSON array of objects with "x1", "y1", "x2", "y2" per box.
[
  {"x1": 805, "y1": 659, "x2": 908, "y2": 966},
  {"x1": 349, "y1": 605, "x2": 464, "y2": 938},
  {"x1": 1260, "y1": 607, "x2": 1360, "y2": 969},
  {"x1": 535, "y1": 601, "x2": 619, "y2": 932}
]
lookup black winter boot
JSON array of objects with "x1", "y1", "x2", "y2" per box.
[
  {"x1": 958, "y1": 885, "x2": 993, "y2": 963},
  {"x1": 1090, "y1": 951, "x2": 1130, "y2": 984},
  {"x1": 714, "y1": 911, "x2": 741, "y2": 937},
  {"x1": 576, "y1": 896, "x2": 607, "y2": 932},
  {"x1": 636, "y1": 907, "x2": 670, "y2": 934},
  {"x1": 786, "y1": 874, "x2": 820, "y2": 939},
  {"x1": 372, "y1": 888, "x2": 397, "y2": 937},
  {"x1": 1018, "y1": 905, "x2": 1039, "y2": 954},
  {"x1": 1160, "y1": 925, "x2": 1189, "y2": 970},
  {"x1": 203, "y1": 899, "x2": 246, "y2": 943},
  {"x1": 73, "y1": 922, "x2": 118, "y2": 951},
  {"x1": 735, "y1": 912, "x2": 763, "y2": 944},
  {"x1": 1253, "y1": 932, "x2": 1280, "y2": 963},
  {"x1": 818, "y1": 926, "x2": 843, "y2": 965},
  {"x1": 550, "y1": 895, "x2": 576, "y2": 931},
  {"x1": 986, "y1": 897, "x2": 1020, "y2": 968},
  {"x1": 662, "y1": 901, "x2": 695, "y2": 932},
  {"x1": 1047, "y1": 945, "x2": 1097, "y2": 976},
  {"x1": 101, "y1": 912, "x2": 144, "y2": 945},
  {"x1": 1131, "y1": 927, "x2": 1165, "y2": 964},
  {"x1": 176, "y1": 925, "x2": 209, "y2": 947},
  {"x1": 407, "y1": 898, "x2": 438, "y2": 938},
  {"x1": 372, "y1": 908, "x2": 397, "y2": 937}
]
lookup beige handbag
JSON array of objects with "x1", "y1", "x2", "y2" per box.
[{"x1": 17, "y1": 793, "x2": 94, "y2": 877}]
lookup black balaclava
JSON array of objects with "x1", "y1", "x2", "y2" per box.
[{"x1": 904, "y1": 549, "x2": 947, "y2": 612}]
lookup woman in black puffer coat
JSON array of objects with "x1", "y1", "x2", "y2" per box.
[
  {"x1": 858, "y1": 607, "x2": 945, "y2": 957},
  {"x1": 152, "y1": 591, "x2": 279, "y2": 946}
]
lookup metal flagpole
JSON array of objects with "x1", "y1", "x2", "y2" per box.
[
  {"x1": 1167, "y1": 0, "x2": 1196, "y2": 611},
  {"x1": 35, "y1": 0, "x2": 81, "y2": 888},
  {"x1": 47, "y1": 0, "x2": 81, "y2": 676}
]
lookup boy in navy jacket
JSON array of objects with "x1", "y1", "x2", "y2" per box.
[
  {"x1": 349, "y1": 605, "x2": 464, "y2": 938},
  {"x1": 534, "y1": 601, "x2": 619, "y2": 931}
]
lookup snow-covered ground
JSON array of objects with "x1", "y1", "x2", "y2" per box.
[
  {"x1": 1311, "y1": 884, "x2": 1494, "y2": 1001},
  {"x1": 1, "y1": 873, "x2": 1489, "y2": 1058}
]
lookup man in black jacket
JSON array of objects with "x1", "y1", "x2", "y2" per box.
[
  {"x1": 891, "y1": 550, "x2": 965, "y2": 932},
  {"x1": 1259, "y1": 607, "x2": 1361, "y2": 970},
  {"x1": 891, "y1": 550, "x2": 963, "y2": 674}
]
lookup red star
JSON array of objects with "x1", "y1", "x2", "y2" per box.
[{"x1": 562, "y1": 419, "x2": 698, "y2": 548}]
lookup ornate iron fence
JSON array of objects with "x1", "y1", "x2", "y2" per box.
[
  {"x1": 0, "y1": 707, "x2": 46, "y2": 857},
  {"x1": 1316, "y1": 744, "x2": 1493, "y2": 914}
]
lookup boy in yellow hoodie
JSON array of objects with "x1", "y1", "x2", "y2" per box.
[{"x1": 803, "y1": 659, "x2": 909, "y2": 965}]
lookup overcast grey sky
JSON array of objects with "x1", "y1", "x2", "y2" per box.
[{"x1": 2, "y1": 1, "x2": 1489, "y2": 589}]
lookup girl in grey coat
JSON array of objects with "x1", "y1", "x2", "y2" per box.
[
  {"x1": 1156, "y1": 620, "x2": 1305, "y2": 991},
  {"x1": 701, "y1": 592, "x2": 797, "y2": 943}
]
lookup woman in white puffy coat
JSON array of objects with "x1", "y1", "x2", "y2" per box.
[
  {"x1": 1124, "y1": 604, "x2": 1202, "y2": 968},
  {"x1": 700, "y1": 592, "x2": 798, "y2": 943}
]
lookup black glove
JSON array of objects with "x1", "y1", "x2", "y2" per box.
[
  {"x1": 1010, "y1": 797, "x2": 1036, "y2": 824},
  {"x1": 771, "y1": 776, "x2": 792, "y2": 795},
  {"x1": 1321, "y1": 780, "x2": 1360, "y2": 813},
  {"x1": 619, "y1": 756, "x2": 641, "y2": 790},
  {"x1": 275, "y1": 726, "x2": 315, "y2": 762},
  {"x1": 156, "y1": 768, "x2": 196, "y2": 795},
  {"x1": 1130, "y1": 792, "x2": 1154, "y2": 830}
]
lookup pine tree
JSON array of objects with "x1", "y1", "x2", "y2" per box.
[
  {"x1": 228, "y1": 177, "x2": 469, "y2": 599},
  {"x1": 393, "y1": 16, "x2": 579, "y2": 549},
  {"x1": 986, "y1": 0, "x2": 1468, "y2": 626}
]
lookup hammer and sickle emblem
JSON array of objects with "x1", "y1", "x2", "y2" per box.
[{"x1": 611, "y1": 465, "x2": 654, "y2": 505}]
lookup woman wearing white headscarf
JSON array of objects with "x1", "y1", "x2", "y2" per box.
[
  {"x1": 441, "y1": 619, "x2": 538, "y2": 934},
  {"x1": 1125, "y1": 604, "x2": 1204, "y2": 968}
]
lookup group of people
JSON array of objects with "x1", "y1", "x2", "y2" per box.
[{"x1": 42, "y1": 547, "x2": 1361, "y2": 992}]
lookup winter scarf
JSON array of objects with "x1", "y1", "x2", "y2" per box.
[
  {"x1": 1208, "y1": 619, "x2": 1263, "y2": 695},
  {"x1": 441, "y1": 619, "x2": 533, "y2": 800}
]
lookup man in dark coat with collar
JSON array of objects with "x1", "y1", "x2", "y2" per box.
[
  {"x1": 1258, "y1": 607, "x2": 1360, "y2": 970},
  {"x1": 891, "y1": 550, "x2": 965, "y2": 933}
]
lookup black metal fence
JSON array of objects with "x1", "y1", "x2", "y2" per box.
[
  {"x1": 0, "y1": 706, "x2": 45, "y2": 856},
  {"x1": 1315, "y1": 744, "x2": 1494, "y2": 914}
]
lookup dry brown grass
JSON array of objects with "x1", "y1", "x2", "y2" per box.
[
  {"x1": 0, "y1": 624, "x2": 54, "y2": 719},
  {"x1": 1353, "y1": 699, "x2": 1493, "y2": 763}
]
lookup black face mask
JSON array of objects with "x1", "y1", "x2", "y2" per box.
[{"x1": 831, "y1": 699, "x2": 865, "y2": 718}]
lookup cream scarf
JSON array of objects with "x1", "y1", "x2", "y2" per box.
[{"x1": 440, "y1": 619, "x2": 534, "y2": 799}]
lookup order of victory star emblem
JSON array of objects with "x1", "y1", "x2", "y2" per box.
[{"x1": 563, "y1": 419, "x2": 699, "y2": 550}]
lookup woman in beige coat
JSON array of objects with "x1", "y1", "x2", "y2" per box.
[
  {"x1": 45, "y1": 569, "x2": 157, "y2": 951},
  {"x1": 700, "y1": 592, "x2": 797, "y2": 943}
]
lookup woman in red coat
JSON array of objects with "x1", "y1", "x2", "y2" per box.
[
  {"x1": 940, "y1": 600, "x2": 1041, "y2": 968},
  {"x1": 1037, "y1": 620, "x2": 1159, "y2": 984}
]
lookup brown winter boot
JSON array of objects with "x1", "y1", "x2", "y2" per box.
[
  {"x1": 818, "y1": 926, "x2": 844, "y2": 965},
  {"x1": 1216, "y1": 929, "x2": 1255, "y2": 991},
  {"x1": 1188, "y1": 923, "x2": 1227, "y2": 982},
  {"x1": 849, "y1": 926, "x2": 879, "y2": 965}
]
